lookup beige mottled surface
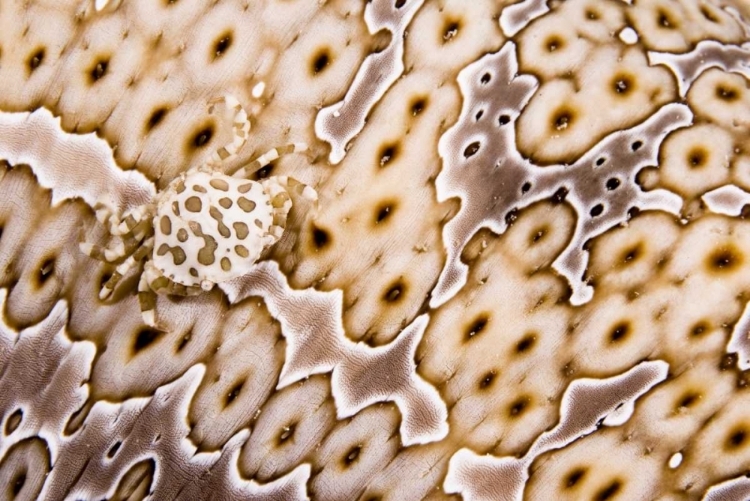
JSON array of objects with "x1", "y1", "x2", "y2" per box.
[{"x1": 3, "y1": 0, "x2": 750, "y2": 500}]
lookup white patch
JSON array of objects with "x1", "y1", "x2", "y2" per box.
[
  {"x1": 94, "y1": 0, "x2": 110, "y2": 10},
  {"x1": 618, "y1": 27, "x2": 638, "y2": 45},
  {"x1": 668, "y1": 452, "x2": 683, "y2": 469},
  {"x1": 251, "y1": 81, "x2": 266, "y2": 98}
]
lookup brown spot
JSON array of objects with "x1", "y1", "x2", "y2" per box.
[
  {"x1": 311, "y1": 48, "x2": 331, "y2": 75},
  {"x1": 160, "y1": 216, "x2": 172, "y2": 235},
  {"x1": 254, "y1": 219, "x2": 263, "y2": 229},
  {"x1": 277, "y1": 423, "x2": 296, "y2": 445},
  {"x1": 238, "y1": 197, "x2": 257, "y2": 212},
  {"x1": 676, "y1": 391, "x2": 701, "y2": 409},
  {"x1": 197, "y1": 234, "x2": 218, "y2": 266},
  {"x1": 177, "y1": 228, "x2": 188, "y2": 242},
  {"x1": 133, "y1": 328, "x2": 161, "y2": 354},
  {"x1": 690, "y1": 320, "x2": 710, "y2": 337},
  {"x1": 12, "y1": 471, "x2": 25, "y2": 496},
  {"x1": 443, "y1": 20, "x2": 460, "y2": 42},
  {"x1": 225, "y1": 379, "x2": 243, "y2": 407},
  {"x1": 311, "y1": 224, "x2": 331, "y2": 250},
  {"x1": 175, "y1": 179, "x2": 186, "y2": 194},
  {"x1": 716, "y1": 84, "x2": 739, "y2": 101},
  {"x1": 552, "y1": 186, "x2": 569, "y2": 204},
  {"x1": 621, "y1": 243, "x2": 642, "y2": 265},
  {"x1": 590, "y1": 204, "x2": 604, "y2": 217},
  {"x1": 192, "y1": 185, "x2": 207, "y2": 193},
  {"x1": 233, "y1": 222, "x2": 249, "y2": 239},
  {"x1": 383, "y1": 279, "x2": 406, "y2": 303},
  {"x1": 238, "y1": 183, "x2": 253, "y2": 194},
  {"x1": 478, "y1": 370, "x2": 497, "y2": 390},
  {"x1": 657, "y1": 9, "x2": 676, "y2": 28},
  {"x1": 465, "y1": 315, "x2": 489, "y2": 341},
  {"x1": 213, "y1": 31, "x2": 233, "y2": 59},
  {"x1": 220, "y1": 257, "x2": 232, "y2": 271},
  {"x1": 595, "y1": 479, "x2": 622, "y2": 501},
  {"x1": 209, "y1": 178, "x2": 230, "y2": 191},
  {"x1": 410, "y1": 97, "x2": 427, "y2": 116},
  {"x1": 464, "y1": 141, "x2": 480, "y2": 158},
  {"x1": 146, "y1": 107, "x2": 168, "y2": 132},
  {"x1": 531, "y1": 226, "x2": 547, "y2": 244},
  {"x1": 726, "y1": 425, "x2": 748, "y2": 450},
  {"x1": 209, "y1": 207, "x2": 231, "y2": 238},
  {"x1": 505, "y1": 208, "x2": 519, "y2": 226},
  {"x1": 508, "y1": 395, "x2": 531, "y2": 417},
  {"x1": 721, "y1": 353, "x2": 739, "y2": 371},
  {"x1": 700, "y1": 6, "x2": 719, "y2": 22},
  {"x1": 551, "y1": 107, "x2": 574, "y2": 132},
  {"x1": 612, "y1": 73, "x2": 635, "y2": 95},
  {"x1": 545, "y1": 34, "x2": 564, "y2": 52},
  {"x1": 515, "y1": 333, "x2": 536, "y2": 353},
  {"x1": 189, "y1": 268, "x2": 198, "y2": 277},
  {"x1": 235, "y1": 245, "x2": 249, "y2": 258},
  {"x1": 606, "y1": 178, "x2": 621, "y2": 190},
  {"x1": 5, "y1": 408, "x2": 22, "y2": 435},
  {"x1": 706, "y1": 245, "x2": 743, "y2": 273},
  {"x1": 191, "y1": 125, "x2": 214, "y2": 149},
  {"x1": 585, "y1": 8, "x2": 599, "y2": 20},
  {"x1": 686, "y1": 147, "x2": 708, "y2": 168},
  {"x1": 27, "y1": 48, "x2": 45, "y2": 72},
  {"x1": 37, "y1": 257, "x2": 55, "y2": 286},
  {"x1": 375, "y1": 201, "x2": 396, "y2": 224},
  {"x1": 219, "y1": 197, "x2": 233, "y2": 209},
  {"x1": 378, "y1": 143, "x2": 398, "y2": 167},
  {"x1": 609, "y1": 321, "x2": 630, "y2": 343},
  {"x1": 342, "y1": 444, "x2": 362, "y2": 467},
  {"x1": 89, "y1": 58, "x2": 109, "y2": 82},
  {"x1": 185, "y1": 196, "x2": 203, "y2": 213},
  {"x1": 564, "y1": 467, "x2": 587, "y2": 488}
]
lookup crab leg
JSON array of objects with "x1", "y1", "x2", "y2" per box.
[
  {"x1": 261, "y1": 175, "x2": 319, "y2": 239},
  {"x1": 207, "y1": 95, "x2": 251, "y2": 167},
  {"x1": 99, "y1": 237, "x2": 154, "y2": 300},
  {"x1": 231, "y1": 143, "x2": 308, "y2": 179}
]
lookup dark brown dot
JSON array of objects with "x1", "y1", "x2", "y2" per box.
[
  {"x1": 590, "y1": 204, "x2": 604, "y2": 217},
  {"x1": 37, "y1": 257, "x2": 55, "y2": 286},
  {"x1": 255, "y1": 165, "x2": 272, "y2": 179},
  {"x1": 343, "y1": 444, "x2": 362, "y2": 466},
  {"x1": 213, "y1": 32, "x2": 233, "y2": 58},
  {"x1": 235, "y1": 245, "x2": 249, "y2": 258},
  {"x1": 278, "y1": 423, "x2": 296, "y2": 444},
  {"x1": 160, "y1": 216, "x2": 172, "y2": 235},
  {"x1": 609, "y1": 321, "x2": 630, "y2": 343},
  {"x1": 225, "y1": 380, "x2": 243, "y2": 407},
  {"x1": 508, "y1": 395, "x2": 530, "y2": 417},
  {"x1": 498, "y1": 114, "x2": 510, "y2": 126},
  {"x1": 233, "y1": 222, "x2": 249, "y2": 239},
  {"x1": 146, "y1": 107, "x2": 168, "y2": 132},
  {"x1": 726, "y1": 426, "x2": 747, "y2": 449},
  {"x1": 478, "y1": 370, "x2": 497, "y2": 390},
  {"x1": 505, "y1": 208, "x2": 519, "y2": 226},
  {"x1": 177, "y1": 228, "x2": 188, "y2": 242},
  {"x1": 564, "y1": 467, "x2": 587, "y2": 488},
  {"x1": 612, "y1": 74, "x2": 634, "y2": 95},
  {"x1": 410, "y1": 97, "x2": 426, "y2": 116},
  {"x1": 189, "y1": 267, "x2": 198, "y2": 277},
  {"x1": 627, "y1": 206, "x2": 640, "y2": 220},
  {"x1": 465, "y1": 315, "x2": 488, "y2": 341},
  {"x1": 595, "y1": 479, "x2": 622, "y2": 501},
  {"x1": 443, "y1": 20, "x2": 459, "y2": 42},
  {"x1": 546, "y1": 35, "x2": 564, "y2": 52},
  {"x1": 687, "y1": 147, "x2": 708, "y2": 168},
  {"x1": 220, "y1": 257, "x2": 232, "y2": 271},
  {"x1": 481, "y1": 73, "x2": 491, "y2": 84},
  {"x1": 552, "y1": 108, "x2": 573, "y2": 131},
  {"x1": 621, "y1": 243, "x2": 642, "y2": 264},
  {"x1": 27, "y1": 48, "x2": 45, "y2": 72},
  {"x1": 658, "y1": 10, "x2": 675, "y2": 28},
  {"x1": 185, "y1": 196, "x2": 203, "y2": 213},
  {"x1": 379, "y1": 144, "x2": 398, "y2": 167},
  {"x1": 585, "y1": 9, "x2": 599, "y2": 20},
  {"x1": 596, "y1": 157, "x2": 606, "y2": 166},
  {"x1": 89, "y1": 58, "x2": 109, "y2": 82},
  {"x1": 312, "y1": 49, "x2": 331, "y2": 75},
  {"x1": 690, "y1": 320, "x2": 709, "y2": 337},
  {"x1": 701, "y1": 6, "x2": 719, "y2": 22},
  {"x1": 515, "y1": 333, "x2": 536, "y2": 353},
  {"x1": 531, "y1": 226, "x2": 547, "y2": 244},
  {"x1": 254, "y1": 219, "x2": 263, "y2": 229},
  {"x1": 521, "y1": 181, "x2": 532, "y2": 193},
  {"x1": 312, "y1": 225, "x2": 330, "y2": 250},
  {"x1": 238, "y1": 183, "x2": 253, "y2": 193},
  {"x1": 197, "y1": 234, "x2": 218, "y2": 266},
  {"x1": 133, "y1": 328, "x2": 161, "y2": 354},
  {"x1": 192, "y1": 126, "x2": 214, "y2": 148},
  {"x1": 375, "y1": 202, "x2": 395, "y2": 224},
  {"x1": 721, "y1": 353, "x2": 739, "y2": 371},
  {"x1": 706, "y1": 246, "x2": 743, "y2": 272},
  {"x1": 383, "y1": 280, "x2": 405, "y2": 303},
  {"x1": 209, "y1": 178, "x2": 230, "y2": 191},
  {"x1": 219, "y1": 197, "x2": 232, "y2": 209},
  {"x1": 193, "y1": 185, "x2": 207, "y2": 193},
  {"x1": 676, "y1": 391, "x2": 700, "y2": 409},
  {"x1": 464, "y1": 141, "x2": 480, "y2": 158},
  {"x1": 175, "y1": 180, "x2": 186, "y2": 194},
  {"x1": 12, "y1": 471, "x2": 26, "y2": 496},
  {"x1": 5, "y1": 408, "x2": 22, "y2": 435},
  {"x1": 395, "y1": 0, "x2": 406, "y2": 8},
  {"x1": 238, "y1": 197, "x2": 257, "y2": 212},
  {"x1": 631, "y1": 140, "x2": 643, "y2": 151},
  {"x1": 107, "y1": 441, "x2": 121, "y2": 458},
  {"x1": 552, "y1": 186, "x2": 569, "y2": 204},
  {"x1": 716, "y1": 84, "x2": 739, "y2": 101},
  {"x1": 606, "y1": 178, "x2": 620, "y2": 190}
]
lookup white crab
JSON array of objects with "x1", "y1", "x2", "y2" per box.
[{"x1": 80, "y1": 95, "x2": 317, "y2": 326}]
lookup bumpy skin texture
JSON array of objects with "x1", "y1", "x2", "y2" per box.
[{"x1": 6, "y1": 0, "x2": 750, "y2": 500}]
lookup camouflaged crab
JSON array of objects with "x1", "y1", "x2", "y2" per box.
[{"x1": 80, "y1": 95, "x2": 317, "y2": 326}]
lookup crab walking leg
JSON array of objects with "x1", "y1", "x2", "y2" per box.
[
  {"x1": 79, "y1": 218, "x2": 153, "y2": 263},
  {"x1": 99, "y1": 237, "x2": 154, "y2": 300},
  {"x1": 138, "y1": 267, "x2": 159, "y2": 327},
  {"x1": 230, "y1": 143, "x2": 309, "y2": 179},
  {"x1": 207, "y1": 95, "x2": 251, "y2": 166},
  {"x1": 262, "y1": 175, "x2": 319, "y2": 239}
]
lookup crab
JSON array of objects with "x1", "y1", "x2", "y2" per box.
[{"x1": 80, "y1": 95, "x2": 318, "y2": 327}]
